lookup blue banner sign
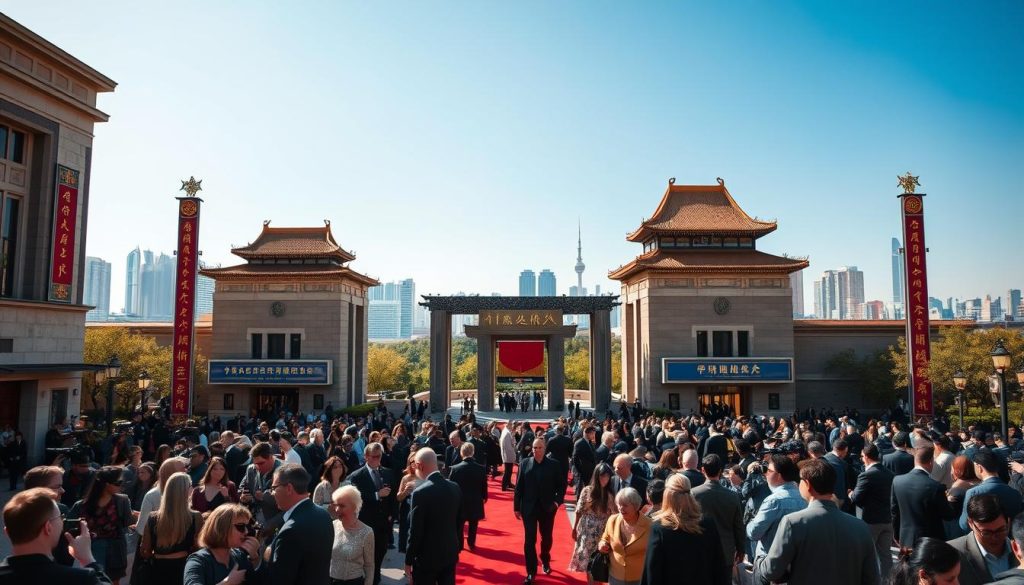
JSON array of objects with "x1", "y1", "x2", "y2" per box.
[
  {"x1": 661, "y1": 358, "x2": 793, "y2": 384},
  {"x1": 208, "y1": 360, "x2": 332, "y2": 385}
]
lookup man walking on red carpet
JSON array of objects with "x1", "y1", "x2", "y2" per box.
[{"x1": 514, "y1": 436, "x2": 566, "y2": 584}]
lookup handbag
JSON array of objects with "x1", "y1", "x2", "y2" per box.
[{"x1": 588, "y1": 549, "x2": 610, "y2": 582}]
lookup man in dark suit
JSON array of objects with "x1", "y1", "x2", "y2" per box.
[
  {"x1": 949, "y1": 494, "x2": 1018, "y2": 585},
  {"x1": 347, "y1": 442, "x2": 398, "y2": 585},
  {"x1": 467, "y1": 425, "x2": 488, "y2": 466},
  {"x1": 612, "y1": 453, "x2": 648, "y2": 504},
  {"x1": 253, "y1": 463, "x2": 333, "y2": 585},
  {"x1": 571, "y1": 426, "x2": 597, "y2": 499},
  {"x1": 882, "y1": 431, "x2": 915, "y2": 476},
  {"x1": 891, "y1": 443, "x2": 955, "y2": 547},
  {"x1": 701, "y1": 426, "x2": 730, "y2": 462},
  {"x1": 545, "y1": 424, "x2": 573, "y2": 481},
  {"x1": 680, "y1": 448, "x2": 706, "y2": 489},
  {"x1": 959, "y1": 450, "x2": 1024, "y2": 532},
  {"x1": 444, "y1": 431, "x2": 464, "y2": 473},
  {"x1": 514, "y1": 437, "x2": 566, "y2": 583},
  {"x1": 594, "y1": 431, "x2": 615, "y2": 467},
  {"x1": 405, "y1": 449, "x2": 462, "y2": 585},
  {"x1": 850, "y1": 442, "x2": 896, "y2": 576},
  {"x1": 0, "y1": 488, "x2": 112, "y2": 585},
  {"x1": 692, "y1": 454, "x2": 745, "y2": 582},
  {"x1": 448, "y1": 442, "x2": 488, "y2": 551}
]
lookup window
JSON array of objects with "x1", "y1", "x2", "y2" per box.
[
  {"x1": 267, "y1": 334, "x2": 286, "y2": 359},
  {"x1": 676, "y1": 237, "x2": 690, "y2": 248},
  {"x1": 723, "y1": 238, "x2": 738, "y2": 248},
  {"x1": 712, "y1": 331, "x2": 733, "y2": 357},
  {"x1": 0, "y1": 126, "x2": 7, "y2": 159},
  {"x1": 737, "y1": 331, "x2": 750, "y2": 357},
  {"x1": 313, "y1": 394, "x2": 324, "y2": 410},
  {"x1": 223, "y1": 393, "x2": 235, "y2": 410},
  {"x1": 739, "y1": 238, "x2": 754, "y2": 248},
  {"x1": 696, "y1": 331, "x2": 709, "y2": 357},
  {"x1": 251, "y1": 333, "x2": 263, "y2": 359},
  {"x1": 290, "y1": 334, "x2": 302, "y2": 359},
  {"x1": 0, "y1": 338, "x2": 11, "y2": 353},
  {"x1": 659, "y1": 236, "x2": 675, "y2": 248},
  {"x1": 0, "y1": 195, "x2": 21, "y2": 298},
  {"x1": 9, "y1": 131, "x2": 24, "y2": 164}
]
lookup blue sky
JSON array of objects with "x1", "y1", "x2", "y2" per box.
[{"x1": 6, "y1": 2, "x2": 1023, "y2": 313}]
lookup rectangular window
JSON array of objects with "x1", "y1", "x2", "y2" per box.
[
  {"x1": 712, "y1": 330, "x2": 733, "y2": 357},
  {"x1": 0, "y1": 126, "x2": 7, "y2": 159},
  {"x1": 10, "y1": 131, "x2": 25, "y2": 164},
  {"x1": 313, "y1": 394, "x2": 324, "y2": 410},
  {"x1": 0, "y1": 195, "x2": 21, "y2": 298},
  {"x1": 250, "y1": 333, "x2": 263, "y2": 359},
  {"x1": 0, "y1": 338, "x2": 12, "y2": 353},
  {"x1": 768, "y1": 393, "x2": 780, "y2": 410},
  {"x1": 223, "y1": 393, "x2": 234, "y2": 410},
  {"x1": 696, "y1": 330, "x2": 708, "y2": 357},
  {"x1": 723, "y1": 238, "x2": 738, "y2": 248},
  {"x1": 289, "y1": 334, "x2": 302, "y2": 359},
  {"x1": 668, "y1": 393, "x2": 680, "y2": 410},
  {"x1": 659, "y1": 236, "x2": 675, "y2": 248},
  {"x1": 266, "y1": 333, "x2": 286, "y2": 359},
  {"x1": 737, "y1": 331, "x2": 750, "y2": 357},
  {"x1": 676, "y1": 237, "x2": 690, "y2": 248},
  {"x1": 739, "y1": 238, "x2": 753, "y2": 248}
]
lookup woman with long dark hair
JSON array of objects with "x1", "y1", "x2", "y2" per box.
[
  {"x1": 126, "y1": 462, "x2": 157, "y2": 511},
  {"x1": 70, "y1": 465, "x2": 135, "y2": 584},
  {"x1": 568, "y1": 462, "x2": 617, "y2": 584},
  {"x1": 314, "y1": 455, "x2": 349, "y2": 512},
  {"x1": 889, "y1": 537, "x2": 960, "y2": 585},
  {"x1": 191, "y1": 456, "x2": 238, "y2": 514}
]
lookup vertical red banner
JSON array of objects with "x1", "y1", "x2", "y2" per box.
[
  {"x1": 900, "y1": 194, "x2": 931, "y2": 418},
  {"x1": 171, "y1": 197, "x2": 201, "y2": 419},
  {"x1": 49, "y1": 165, "x2": 80, "y2": 302}
]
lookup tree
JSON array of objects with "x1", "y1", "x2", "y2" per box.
[
  {"x1": 367, "y1": 345, "x2": 407, "y2": 395},
  {"x1": 453, "y1": 354, "x2": 478, "y2": 390},
  {"x1": 824, "y1": 348, "x2": 898, "y2": 407},
  {"x1": 83, "y1": 327, "x2": 172, "y2": 418}
]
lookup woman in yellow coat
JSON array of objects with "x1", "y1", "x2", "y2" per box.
[{"x1": 598, "y1": 487, "x2": 652, "y2": 585}]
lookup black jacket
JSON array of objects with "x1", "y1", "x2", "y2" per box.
[
  {"x1": 514, "y1": 455, "x2": 566, "y2": 518},
  {"x1": 448, "y1": 460, "x2": 488, "y2": 521},
  {"x1": 0, "y1": 554, "x2": 111, "y2": 585},
  {"x1": 572, "y1": 438, "x2": 596, "y2": 485},
  {"x1": 546, "y1": 434, "x2": 573, "y2": 477},
  {"x1": 640, "y1": 519, "x2": 727, "y2": 585},
  {"x1": 347, "y1": 465, "x2": 398, "y2": 532},
  {"x1": 850, "y1": 463, "x2": 895, "y2": 525},
  {"x1": 891, "y1": 468, "x2": 955, "y2": 546},
  {"x1": 405, "y1": 471, "x2": 462, "y2": 572},
  {"x1": 882, "y1": 450, "x2": 915, "y2": 476},
  {"x1": 251, "y1": 499, "x2": 333, "y2": 585}
]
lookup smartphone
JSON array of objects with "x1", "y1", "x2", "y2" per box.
[{"x1": 63, "y1": 517, "x2": 81, "y2": 537}]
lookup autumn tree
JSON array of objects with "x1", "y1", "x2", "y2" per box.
[
  {"x1": 83, "y1": 327, "x2": 172, "y2": 417},
  {"x1": 367, "y1": 345, "x2": 407, "y2": 395}
]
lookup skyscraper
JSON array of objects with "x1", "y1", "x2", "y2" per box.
[
  {"x1": 891, "y1": 238, "x2": 903, "y2": 303},
  {"x1": 790, "y1": 270, "x2": 805, "y2": 317},
  {"x1": 538, "y1": 269, "x2": 556, "y2": 296},
  {"x1": 368, "y1": 278, "x2": 415, "y2": 339},
  {"x1": 813, "y1": 266, "x2": 864, "y2": 319},
  {"x1": 368, "y1": 301, "x2": 401, "y2": 340},
  {"x1": 195, "y1": 261, "x2": 214, "y2": 317},
  {"x1": 518, "y1": 270, "x2": 536, "y2": 296},
  {"x1": 841, "y1": 266, "x2": 865, "y2": 319},
  {"x1": 124, "y1": 247, "x2": 141, "y2": 315},
  {"x1": 574, "y1": 222, "x2": 585, "y2": 294},
  {"x1": 138, "y1": 251, "x2": 175, "y2": 320},
  {"x1": 399, "y1": 278, "x2": 415, "y2": 338},
  {"x1": 1007, "y1": 289, "x2": 1021, "y2": 319},
  {"x1": 84, "y1": 256, "x2": 111, "y2": 321}
]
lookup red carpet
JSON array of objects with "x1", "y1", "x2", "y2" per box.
[{"x1": 455, "y1": 472, "x2": 585, "y2": 585}]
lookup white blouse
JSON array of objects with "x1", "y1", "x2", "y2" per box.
[{"x1": 330, "y1": 519, "x2": 374, "y2": 585}]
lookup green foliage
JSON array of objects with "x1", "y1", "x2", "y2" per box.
[
  {"x1": 824, "y1": 347, "x2": 898, "y2": 407},
  {"x1": 943, "y1": 404, "x2": 1024, "y2": 431},
  {"x1": 339, "y1": 403, "x2": 378, "y2": 416},
  {"x1": 647, "y1": 407, "x2": 676, "y2": 418},
  {"x1": 368, "y1": 345, "x2": 407, "y2": 393}
]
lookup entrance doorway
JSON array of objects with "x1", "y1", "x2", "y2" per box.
[
  {"x1": 698, "y1": 385, "x2": 749, "y2": 418},
  {"x1": 255, "y1": 388, "x2": 299, "y2": 418},
  {"x1": 0, "y1": 382, "x2": 19, "y2": 429}
]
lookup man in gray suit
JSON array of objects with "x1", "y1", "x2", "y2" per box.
[
  {"x1": 693, "y1": 454, "x2": 745, "y2": 581},
  {"x1": 948, "y1": 494, "x2": 1019, "y2": 585},
  {"x1": 758, "y1": 458, "x2": 880, "y2": 585}
]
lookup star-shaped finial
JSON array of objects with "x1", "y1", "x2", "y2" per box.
[
  {"x1": 180, "y1": 176, "x2": 203, "y2": 197},
  {"x1": 897, "y1": 172, "x2": 920, "y2": 194}
]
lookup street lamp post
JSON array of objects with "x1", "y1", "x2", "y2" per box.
[
  {"x1": 105, "y1": 355, "x2": 122, "y2": 436},
  {"x1": 138, "y1": 370, "x2": 152, "y2": 414},
  {"x1": 990, "y1": 340, "x2": 1012, "y2": 441},
  {"x1": 953, "y1": 368, "x2": 967, "y2": 431}
]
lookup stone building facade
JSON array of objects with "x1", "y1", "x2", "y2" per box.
[
  {"x1": 199, "y1": 222, "x2": 376, "y2": 420},
  {"x1": 0, "y1": 14, "x2": 115, "y2": 460},
  {"x1": 611, "y1": 179, "x2": 808, "y2": 415}
]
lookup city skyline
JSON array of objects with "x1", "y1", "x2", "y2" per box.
[{"x1": 9, "y1": 2, "x2": 1018, "y2": 318}]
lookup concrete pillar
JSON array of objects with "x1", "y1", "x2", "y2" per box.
[
  {"x1": 547, "y1": 336, "x2": 565, "y2": 411},
  {"x1": 429, "y1": 311, "x2": 451, "y2": 413},
  {"x1": 591, "y1": 309, "x2": 613, "y2": 413},
  {"x1": 476, "y1": 334, "x2": 494, "y2": 411}
]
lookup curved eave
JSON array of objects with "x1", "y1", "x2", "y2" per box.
[
  {"x1": 200, "y1": 266, "x2": 379, "y2": 287},
  {"x1": 231, "y1": 250, "x2": 356, "y2": 263},
  {"x1": 608, "y1": 257, "x2": 809, "y2": 281},
  {"x1": 625, "y1": 224, "x2": 777, "y2": 242}
]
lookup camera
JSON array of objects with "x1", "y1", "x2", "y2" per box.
[
  {"x1": 63, "y1": 517, "x2": 81, "y2": 537},
  {"x1": 247, "y1": 520, "x2": 263, "y2": 538},
  {"x1": 46, "y1": 442, "x2": 92, "y2": 460}
]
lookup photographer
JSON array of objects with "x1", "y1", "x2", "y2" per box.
[
  {"x1": 61, "y1": 453, "x2": 96, "y2": 509},
  {"x1": 0, "y1": 487, "x2": 112, "y2": 584},
  {"x1": 23, "y1": 465, "x2": 74, "y2": 567}
]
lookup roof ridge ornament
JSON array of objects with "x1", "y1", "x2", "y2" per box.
[
  {"x1": 263, "y1": 219, "x2": 271, "y2": 227},
  {"x1": 897, "y1": 172, "x2": 921, "y2": 194},
  {"x1": 180, "y1": 176, "x2": 202, "y2": 198},
  {"x1": 324, "y1": 219, "x2": 331, "y2": 226},
  {"x1": 668, "y1": 177, "x2": 675, "y2": 185},
  {"x1": 716, "y1": 177, "x2": 725, "y2": 186}
]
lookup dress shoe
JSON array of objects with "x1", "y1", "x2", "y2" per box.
[
  {"x1": 523, "y1": 575, "x2": 534, "y2": 584},
  {"x1": 542, "y1": 562, "x2": 551, "y2": 575}
]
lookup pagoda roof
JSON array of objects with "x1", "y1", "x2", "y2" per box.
[
  {"x1": 626, "y1": 180, "x2": 777, "y2": 242},
  {"x1": 200, "y1": 263, "x2": 379, "y2": 286},
  {"x1": 231, "y1": 222, "x2": 355, "y2": 262},
  {"x1": 608, "y1": 249, "x2": 808, "y2": 281}
]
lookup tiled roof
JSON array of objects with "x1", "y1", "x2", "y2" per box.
[
  {"x1": 608, "y1": 249, "x2": 808, "y2": 280},
  {"x1": 232, "y1": 223, "x2": 355, "y2": 262},
  {"x1": 200, "y1": 263, "x2": 378, "y2": 286},
  {"x1": 626, "y1": 182, "x2": 777, "y2": 242}
]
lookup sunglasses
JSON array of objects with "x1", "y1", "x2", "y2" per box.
[{"x1": 232, "y1": 523, "x2": 249, "y2": 534}]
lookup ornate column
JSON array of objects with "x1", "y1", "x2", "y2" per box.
[
  {"x1": 591, "y1": 309, "x2": 612, "y2": 413},
  {"x1": 429, "y1": 310, "x2": 451, "y2": 413},
  {"x1": 546, "y1": 335, "x2": 565, "y2": 411},
  {"x1": 476, "y1": 334, "x2": 494, "y2": 411}
]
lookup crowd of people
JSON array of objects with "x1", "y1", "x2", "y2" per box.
[{"x1": 3, "y1": 397, "x2": 1024, "y2": 585}]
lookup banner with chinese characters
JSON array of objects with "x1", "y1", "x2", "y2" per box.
[
  {"x1": 170, "y1": 197, "x2": 201, "y2": 419},
  {"x1": 497, "y1": 340, "x2": 546, "y2": 382},
  {"x1": 208, "y1": 360, "x2": 333, "y2": 385},
  {"x1": 661, "y1": 358, "x2": 793, "y2": 383},
  {"x1": 479, "y1": 310, "x2": 562, "y2": 329},
  {"x1": 901, "y1": 193, "x2": 932, "y2": 418},
  {"x1": 48, "y1": 165, "x2": 80, "y2": 302}
]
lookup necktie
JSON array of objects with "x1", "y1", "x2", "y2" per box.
[{"x1": 371, "y1": 468, "x2": 382, "y2": 490}]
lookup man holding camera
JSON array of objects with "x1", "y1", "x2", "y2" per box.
[{"x1": 0, "y1": 487, "x2": 111, "y2": 584}]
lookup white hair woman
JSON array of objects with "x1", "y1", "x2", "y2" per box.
[
  {"x1": 329, "y1": 484, "x2": 374, "y2": 585},
  {"x1": 598, "y1": 487, "x2": 652, "y2": 585}
]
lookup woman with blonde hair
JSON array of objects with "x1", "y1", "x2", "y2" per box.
[
  {"x1": 640, "y1": 474, "x2": 727, "y2": 585},
  {"x1": 329, "y1": 484, "x2": 374, "y2": 585},
  {"x1": 183, "y1": 504, "x2": 260, "y2": 585},
  {"x1": 396, "y1": 449, "x2": 424, "y2": 553},
  {"x1": 139, "y1": 472, "x2": 205, "y2": 585}
]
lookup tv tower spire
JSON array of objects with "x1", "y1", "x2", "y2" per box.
[{"x1": 575, "y1": 219, "x2": 585, "y2": 294}]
